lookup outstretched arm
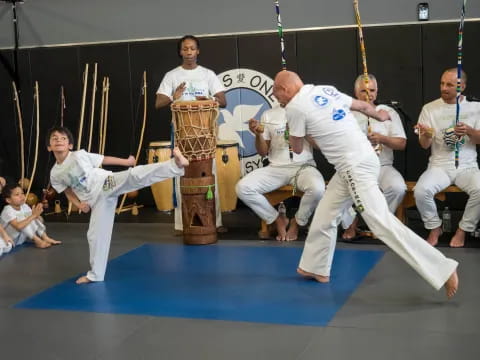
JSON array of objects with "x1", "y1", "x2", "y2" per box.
[
  {"x1": 351, "y1": 99, "x2": 390, "y2": 122},
  {"x1": 102, "y1": 155, "x2": 136, "y2": 167}
]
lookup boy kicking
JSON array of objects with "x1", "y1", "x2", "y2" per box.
[{"x1": 47, "y1": 126, "x2": 188, "y2": 284}]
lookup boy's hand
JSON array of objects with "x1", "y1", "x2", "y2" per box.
[
  {"x1": 79, "y1": 202, "x2": 91, "y2": 213},
  {"x1": 32, "y1": 203, "x2": 44, "y2": 217},
  {"x1": 126, "y1": 155, "x2": 136, "y2": 167}
]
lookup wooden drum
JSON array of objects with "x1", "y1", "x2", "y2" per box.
[
  {"x1": 171, "y1": 100, "x2": 220, "y2": 245},
  {"x1": 147, "y1": 141, "x2": 173, "y2": 212},
  {"x1": 171, "y1": 100, "x2": 219, "y2": 162},
  {"x1": 216, "y1": 140, "x2": 241, "y2": 212}
]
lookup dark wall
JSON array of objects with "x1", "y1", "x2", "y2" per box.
[{"x1": 1, "y1": 21, "x2": 480, "y2": 206}]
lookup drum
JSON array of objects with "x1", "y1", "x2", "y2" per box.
[
  {"x1": 147, "y1": 141, "x2": 173, "y2": 212},
  {"x1": 171, "y1": 100, "x2": 219, "y2": 162},
  {"x1": 171, "y1": 100, "x2": 219, "y2": 245},
  {"x1": 216, "y1": 140, "x2": 241, "y2": 212}
]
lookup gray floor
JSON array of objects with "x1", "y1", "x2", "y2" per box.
[{"x1": 1, "y1": 209, "x2": 479, "y2": 360}]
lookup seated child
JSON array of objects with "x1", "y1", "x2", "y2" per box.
[{"x1": 1, "y1": 183, "x2": 61, "y2": 249}]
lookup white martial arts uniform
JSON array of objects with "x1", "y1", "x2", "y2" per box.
[
  {"x1": 414, "y1": 98, "x2": 480, "y2": 231},
  {"x1": 286, "y1": 84, "x2": 457, "y2": 290},
  {"x1": 50, "y1": 150, "x2": 185, "y2": 281},
  {"x1": 0, "y1": 224, "x2": 13, "y2": 256},
  {"x1": 342, "y1": 106, "x2": 407, "y2": 228},
  {"x1": 1, "y1": 203, "x2": 45, "y2": 246},
  {"x1": 157, "y1": 65, "x2": 225, "y2": 230},
  {"x1": 236, "y1": 106, "x2": 325, "y2": 225}
]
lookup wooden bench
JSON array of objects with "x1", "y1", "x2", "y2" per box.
[
  {"x1": 395, "y1": 181, "x2": 463, "y2": 224},
  {"x1": 258, "y1": 185, "x2": 303, "y2": 239}
]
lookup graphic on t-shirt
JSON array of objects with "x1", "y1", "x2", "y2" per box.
[
  {"x1": 332, "y1": 108, "x2": 347, "y2": 121},
  {"x1": 313, "y1": 95, "x2": 329, "y2": 108},
  {"x1": 322, "y1": 87, "x2": 339, "y2": 97},
  {"x1": 442, "y1": 126, "x2": 465, "y2": 150}
]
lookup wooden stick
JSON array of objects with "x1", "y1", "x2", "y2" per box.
[
  {"x1": 12, "y1": 81, "x2": 25, "y2": 184},
  {"x1": 87, "y1": 63, "x2": 98, "y2": 152},
  {"x1": 26, "y1": 81, "x2": 40, "y2": 198}
]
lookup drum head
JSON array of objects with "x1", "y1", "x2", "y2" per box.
[
  {"x1": 217, "y1": 140, "x2": 239, "y2": 148},
  {"x1": 149, "y1": 141, "x2": 171, "y2": 148}
]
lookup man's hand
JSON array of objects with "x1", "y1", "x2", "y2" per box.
[
  {"x1": 173, "y1": 82, "x2": 186, "y2": 101},
  {"x1": 248, "y1": 118, "x2": 264, "y2": 134},
  {"x1": 367, "y1": 132, "x2": 384, "y2": 146},
  {"x1": 415, "y1": 124, "x2": 434, "y2": 138},
  {"x1": 454, "y1": 122, "x2": 471, "y2": 137},
  {"x1": 78, "y1": 202, "x2": 91, "y2": 213}
]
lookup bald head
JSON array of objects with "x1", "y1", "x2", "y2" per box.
[{"x1": 273, "y1": 70, "x2": 304, "y2": 105}]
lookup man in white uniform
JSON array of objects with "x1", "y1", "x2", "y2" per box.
[
  {"x1": 273, "y1": 70, "x2": 458, "y2": 298},
  {"x1": 236, "y1": 105, "x2": 325, "y2": 241},
  {"x1": 342, "y1": 74, "x2": 406, "y2": 239},
  {"x1": 155, "y1": 35, "x2": 227, "y2": 234},
  {"x1": 415, "y1": 68, "x2": 480, "y2": 248}
]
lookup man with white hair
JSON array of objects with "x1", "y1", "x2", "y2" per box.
[
  {"x1": 342, "y1": 74, "x2": 406, "y2": 239},
  {"x1": 272, "y1": 70, "x2": 458, "y2": 299}
]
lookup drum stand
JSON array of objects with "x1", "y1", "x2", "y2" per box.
[{"x1": 116, "y1": 202, "x2": 144, "y2": 216}]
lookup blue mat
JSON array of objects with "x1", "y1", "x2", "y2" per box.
[{"x1": 15, "y1": 244, "x2": 384, "y2": 326}]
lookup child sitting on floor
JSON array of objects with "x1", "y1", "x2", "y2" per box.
[{"x1": 1, "y1": 183, "x2": 61, "y2": 249}]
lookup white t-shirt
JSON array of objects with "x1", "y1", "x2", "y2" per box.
[
  {"x1": 156, "y1": 65, "x2": 224, "y2": 101},
  {"x1": 353, "y1": 105, "x2": 406, "y2": 166},
  {"x1": 261, "y1": 106, "x2": 315, "y2": 166},
  {"x1": 1, "y1": 203, "x2": 32, "y2": 240},
  {"x1": 50, "y1": 150, "x2": 111, "y2": 205},
  {"x1": 286, "y1": 85, "x2": 374, "y2": 171},
  {"x1": 418, "y1": 97, "x2": 480, "y2": 169}
]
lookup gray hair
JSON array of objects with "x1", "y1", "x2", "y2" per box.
[
  {"x1": 354, "y1": 74, "x2": 377, "y2": 91},
  {"x1": 443, "y1": 68, "x2": 467, "y2": 84}
]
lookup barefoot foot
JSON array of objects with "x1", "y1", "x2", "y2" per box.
[
  {"x1": 449, "y1": 228, "x2": 465, "y2": 248},
  {"x1": 76, "y1": 276, "x2": 93, "y2": 284},
  {"x1": 445, "y1": 270, "x2": 459, "y2": 299},
  {"x1": 34, "y1": 241, "x2": 51, "y2": 249},
  {"x1": 172, "y1": 147, "x2": 189, "y2": 168},
  {"x1": 285, "y1": 218, "x2": 299, "y2": 241},
  {"x1": 342, "y1": 217, "x2": 358, "y2": 240},
  {"x1": 45, "y1": 236, "x2": 62, "y2": 245},
  {"x1": 426, "y1": 227, "x2": 442, "y2": 246},
  {"x1": 297, "y1": 267, "x2": 330, "y2": 283},
  {"x1": 275, "y1": 214, "x2": 289, "y2": 241}
]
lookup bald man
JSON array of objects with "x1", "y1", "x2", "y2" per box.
[
  {"x1": 273, "y1": 70, "x2": 458, "y2": 299},
  {"x1": 415, "y1": 68, "x2": 480, "y2": 248}
]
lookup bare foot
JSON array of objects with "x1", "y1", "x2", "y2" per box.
[
  {"x1": 44, "y1": 236, "x2": 62, "y2": 245},
  {"x1": 76, "y1": 276, "x2": 93, "y2": 284},
  {"x1": 172, "y1": 147, "x2": 189, "y2": 168},
  {"x1": 285, "y1": 218, "x2": 299, "y2": 241},
  {"x1": 297, "y1": 267, "x2": 330, "y2": 283},
  {"x1": 216, "y1": 226, "x2": 228, "y2": 233},
  {"x1": 34, "y1": 240, "x2": 51, "y2": 249},
  {"x1": 275, "y1": 214, "x2": 289, "y2": 241},
  {"x1": 426, "y1": 227, "x2": 442, "y2": 246},
  {"x1": 444, "y1": 270, "x2": 459, "y2": 299},
  {"x1": 449, "y1": 228, "x2": 465, "y2": 248},
  {"x1": 342, "y1": 217, "x2": 358, "y2": 240}
]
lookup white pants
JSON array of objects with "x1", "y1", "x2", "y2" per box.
[
  {"x1": 86, "y1": 159, "x2": 184, "y2": 281},
  {"x1": 341, "y1": 164, "x2": 406, "y2": 228},
  {"x1": 0, "y1": 238, "x2": 13, "y2": 256},
  {"x1": 174, "y1": 158, "x2": 222, "y2": 230},
  {"x1": 236, "y1": 164, "x2": 325, "y2": 226},
  {"x1": 300, "y1": 153, "x2": 458, "y2": 290},
  {"x1": 4, "y1": 218, "x2": 45, "y2": 246},
  {"x1": 414, "y1": 166, "x2": 480, "y2": 231}
]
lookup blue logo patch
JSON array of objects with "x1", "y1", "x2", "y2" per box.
[
  {"x1": 313, "y1": 95, "x2": 329, "y2": 108},
  {"x1": 332, "y1": 108, "x2": 346, "y2": 121}
]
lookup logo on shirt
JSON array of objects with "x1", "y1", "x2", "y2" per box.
[
  {"x1": 332, "y1": 108, "x2": 346, "y2": 121},
  {"x1": 217, "y1": 68, "x2": 278, "y2": 175},
  {"x1": 322, "y1": 87, "x2": 339, "y2": 97},
  {"x1": 313, "y1": 95, "x2": 329, "y2": 108}
]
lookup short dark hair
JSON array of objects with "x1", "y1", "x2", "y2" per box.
[
  {"x1": 177, "y1": 35, "x2": 200, "y2": 57},
  {"x1": 1, "y1": 183, "x2": 21, "y2": 200},
  {"x1": 46, "y1": 126, "x2": 74, "y2": 147}
]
